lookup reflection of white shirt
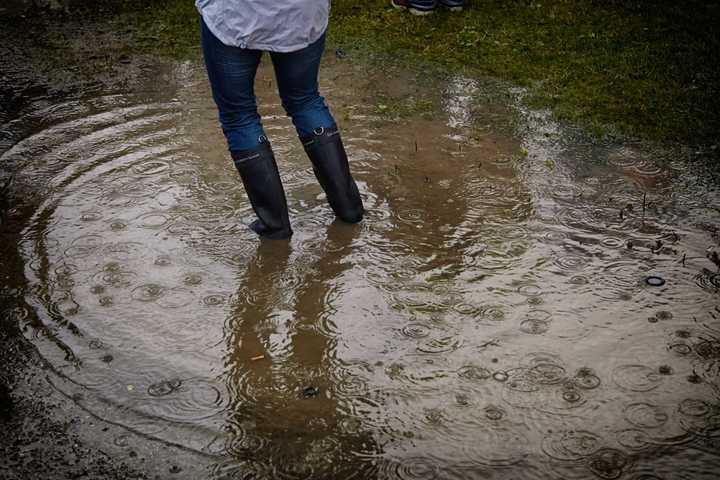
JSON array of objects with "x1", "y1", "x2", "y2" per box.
[{"x1": 195, "y1": 0, "x2": 330, "y2": 52}]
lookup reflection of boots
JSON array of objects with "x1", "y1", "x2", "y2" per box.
[
  {"x1": 301, "y1": 127, "x2": 364, "y2": 224},
  {"x1": 231, "y1": 141, "x2": 293, "y2": 240}
]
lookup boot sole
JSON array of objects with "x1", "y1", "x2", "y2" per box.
[
  {"x1": 249, "y1": 219, "x2": 292, "y2": 240},
  {"x1": 409, "y1": 8, "x2": 436, "y2": 15}
]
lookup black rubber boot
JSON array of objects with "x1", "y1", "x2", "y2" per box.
[
  {"x1": 301, "y1": 126, "x2": 364, "y2": 223},
  {"x1": 231, "y1": 141, "x2": 293, "y2": 240}
]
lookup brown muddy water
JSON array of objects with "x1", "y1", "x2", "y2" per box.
[{"x1": 2, "y1": 52, "x2": 720, "y2": 479}]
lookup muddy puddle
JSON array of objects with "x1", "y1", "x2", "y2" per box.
[{"x1": 2, "y1": 51, "x2": 720, "y2": 479}]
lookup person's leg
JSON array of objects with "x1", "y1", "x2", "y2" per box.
[
  {"x1": 268, "y1": 33, "x2": 335, "y2": 137},
  {"x1": 269, "y1": 35, "x2": 364, "y2": 224},
  {"x1": 200, "y1": 17, "x2": 292, "y2": 239},
  {"x1": 200, "y1": 17, "x2": 266, "y2": 151}
]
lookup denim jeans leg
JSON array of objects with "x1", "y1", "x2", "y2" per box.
[
  {"x1": 200, "y1": 18, "x2": 267, "y2": 152},
  {"x1": 269, "y1": 33, "x2": 337, "y2": 137}
]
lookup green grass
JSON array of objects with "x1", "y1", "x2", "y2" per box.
[
  {"x1": 40, "y1": 0, "x2": 720, "y2": 146},
  {"x1": 330, "y1": 0, "x2": 720, "y2": 145}
]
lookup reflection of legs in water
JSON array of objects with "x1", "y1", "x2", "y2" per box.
[
  {"x1": 272, "y1": 224, "x2": 357, "y2": 446},
  {"x1": 224, "y1": 226, "x2": 380, "y2": 478},
  {"x1": 226, "y1": 241, "x2": 292, "y2": 418}
]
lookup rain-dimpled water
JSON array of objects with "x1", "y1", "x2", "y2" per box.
[{"x1": 2, "y1": 53, "x2": 720, "y2": 479}]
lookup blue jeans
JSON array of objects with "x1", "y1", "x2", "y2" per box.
[{"x1": 200, "y1": 18, "x2": 336, "y2": 152}]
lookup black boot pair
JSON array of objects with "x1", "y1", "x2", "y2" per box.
[{"x1": 231, "y1": 127, "x2": 364, "y2": 240}]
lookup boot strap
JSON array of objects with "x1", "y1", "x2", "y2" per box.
[{"x1": 301, "y1": 127, "x2": 340, "y2": 149}]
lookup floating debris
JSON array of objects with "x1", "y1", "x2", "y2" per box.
[{"x1": 302, "y1": 386, "x2": 319, "y2": 398}]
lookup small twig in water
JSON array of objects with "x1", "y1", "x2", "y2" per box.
[
  {"x1": 478, "y1": 339, "x2": 500, "y2": 349},
  {"x1": 707, "y1": 249, "x2": 720, "y2": 271},
  {"x1": 653, "y1": 239, "x2": 663, "y2": 253},
  {"x1": 642, "y1": 193, "x2": 647, "y2": 221}
]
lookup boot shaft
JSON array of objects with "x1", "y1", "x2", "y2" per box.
[
  {"x1": 301, "y1": 127, "x2": 364, "y2": 224},
  {"x1": 232, "y1": 141, "x2": 293, "y2": 240}
]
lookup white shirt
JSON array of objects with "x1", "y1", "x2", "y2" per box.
[{"x1": 196, "y1": 0, "x2": 330, "y2": 52}]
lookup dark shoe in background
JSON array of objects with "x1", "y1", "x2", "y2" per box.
[
  {"x1": 231, "y1": 140, "x2": 293, "y2": 240},
  {"x1": 439, "y1": 0, "x2": 464, "y2": 11},
  {"x1": 391, "y1": 0, "x2": 437, "y2": 15},
  {"x1": 301, "y1": 127, "x2": 364, "y2": 224}
]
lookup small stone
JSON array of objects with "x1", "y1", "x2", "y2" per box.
[
  {"x1": 492, "y1": 371, "x2": 509, "y2": 382},
  {"x1": 675, "y1": 329, "x2": 691, "y2": 338},
  {"x1": 302, "y1": 386, "x2": 319, "y2": 398}
]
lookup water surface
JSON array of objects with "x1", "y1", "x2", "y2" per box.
[{"x1": 2, "y1": 54, "x2": 719, "y2": 479}]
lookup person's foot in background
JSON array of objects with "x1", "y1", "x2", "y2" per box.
[
  {"x1": 391, "y1": 0, "x2": 437, "y2": 16},
  {"x1": 438, "y1": 0, "x2": 464, "y2": 11}
]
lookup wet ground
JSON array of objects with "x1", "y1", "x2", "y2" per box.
[{"x1": 2, "y1": 17, "x2": 720, "y2": 480}]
